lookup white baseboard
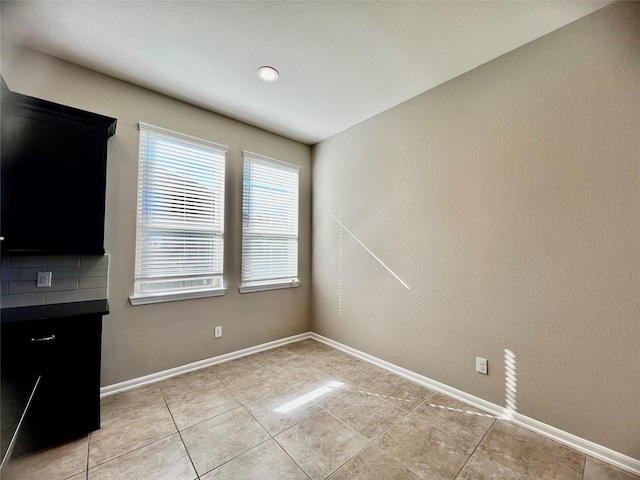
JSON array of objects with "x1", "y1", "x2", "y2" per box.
[
  {"x1": 310, "y1": 333, "x2": 640, "y2": 477},
  {"x1": 100, "y1": 332, "x2": 312, "y2": 397},
  {"x1": 99, "y1": 330, "x2": 638, "y2": 476}
]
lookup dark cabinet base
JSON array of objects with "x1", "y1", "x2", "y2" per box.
[{"x1": 1, "y1": 301, "x2": 107, "y2": 463}]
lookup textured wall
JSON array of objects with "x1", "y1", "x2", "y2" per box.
[
  {"x1": 1, "y1": 46, "x2": 311, "y2": 386},
  {"x1": 312, "y1": 3, "x2": 639, "y2": 458}
]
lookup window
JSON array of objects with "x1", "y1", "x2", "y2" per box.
[
  {"x1": 240, "y1": 151, "x2": 300, "y2": 293},
  {"x1": 130, "y1": 123, "x2": 227, "y2": 305}
]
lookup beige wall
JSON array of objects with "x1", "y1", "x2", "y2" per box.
[
  {"x1": 3, "y1": 1, "x2": 638, "y2": 459},
  {"x1": 312, "y1": 2, "x2": 639, "y2": 458},
  {"x1": 1, "y1": 46, "x2": 312, "y2": 386}
]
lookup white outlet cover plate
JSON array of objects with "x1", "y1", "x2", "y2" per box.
[
  {"x1": 37, "y1": 271, "x2": 52, "y2": 287},
  {"x1": 476, "y1": 357, "x2": 488, "y2": 375},
  {"x1": 214, "y1": 326, "x2": 222, "y2": 338}
]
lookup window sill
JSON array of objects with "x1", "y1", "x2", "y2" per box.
[
  {"x1": 129, "y1": 288, "x2": 227, "y2": 306},
  {"x1": 238, "y1": 279, "x2": 301, "y2": 294}
]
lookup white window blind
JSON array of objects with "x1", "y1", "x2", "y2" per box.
[
  {"x1": 240, "y1": 151, "x2": 300, "y2": 292},
  {"x1": 131, "y1": 123, "x2": 227, "y2": 304}
]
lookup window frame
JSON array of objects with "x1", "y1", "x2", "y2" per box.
[
  {"x1": 239, "y1": 150, "x2": 301, "y2": 294},
  {"x1": 129, "y1": 122, "x2": 228, "y2": 306}
]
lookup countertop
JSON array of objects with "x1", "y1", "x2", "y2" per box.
[{"x1": 1, "y1": 299, "x2": 109, "y2": 325}]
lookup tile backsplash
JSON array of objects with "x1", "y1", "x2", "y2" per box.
[{"x1": 0, "y1": 255, "x2": 109, "y2": 308}]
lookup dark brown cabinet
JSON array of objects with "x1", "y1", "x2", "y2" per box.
[
  {"x1": 1, "y1": 300, "x2": 108, "y2": 462},
  {"x1": 1, "y1": 79, "x2": 116, "y2": 255}
]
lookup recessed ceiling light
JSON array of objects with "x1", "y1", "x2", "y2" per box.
[{"x1": 257, "y1": 66, "x2": 279, "y2": 82}]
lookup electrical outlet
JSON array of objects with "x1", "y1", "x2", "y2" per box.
[
  {"x1": 476, "y1": 357, "x2": 488, "y2": 375},
  {"x1": 37, "y1": 272, "x2": 52, "y2": 288},
  {"x1": 214, "y1": 326, "x2": 222, "y2": 338}
]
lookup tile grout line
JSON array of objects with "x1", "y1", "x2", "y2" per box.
[
  {"x1": 85, "y1": 434, "x2": 90, "y2": 480},
  {"x1": 262, "y1": 408, "x2": 316, "y2": 480},
  {"x1": 88, "y1": 430, "x2": 178, "y2": 471},
  {"x1": 320, "y1": 384, "x2": 438, "y2": 478},
  {"x1": 272, "y1": 435, "x2": 314, "y2": 480},
  {"x1": 162, "y1": 369, "x2": 248, "y2": 430},
  {"x1": 318, "y1": 390, "x2": 357, "y2": 411},
  {"x1": 91, "y1": 381, "x2": 190, "y2": 470},
  {"x1": 452, "y1": 417, "x2": 498, "y2": 480},
  {"x1": 271, "y1": 440, "x2": 313, "y2": 480},
  {"x1": 194, "y1": 402, "x2": 273, "y2": 478},
  {"x1": 197, "y1": 434, "x2": 273, "y2": 479},
  {"x1": 131, "y1": 344, "x2": 435, "y2": 478},
  {"x1": 165, "y1": 404, "x2": 243, "y2": 434},
  {"x1": 315, "y1": 336, "x2": 640, "y2": 477},
  {"x1": 351, "y1": 382, "x2": 425, "y2": 413},
  {"x1": 100, "y1": 341, "x2": 634, "y2": 479},
  {"x1": 159, "y1": 382, "x2": 201, "y2": 480},
  {"x1": 397, "y1": 391, "x2": 499, "y2": 479},
  {"x1": 348, "y1": 391, "x2": 458, "y2": 478},
  {"x1": 174, "y1": 360, "x2": 282, "y2": 477},
  {"x1": 5, "y1": 343, "x2": 333, "y2": 479},
  {"x1": 86, "y1": 341, "x2": 572, "y2": 480},
  {"x1": 362, "y1": 391, "x2": 441, "y2": 478},
  {"x1": 316, "y1": 341, "x2": 563, "y2": 478},
  {"x1": 240, "y1": 358, "x2": 355, "y2": 478},
  {"x1": 320, "y1": 408, "x2": 376, "y2": 477}
]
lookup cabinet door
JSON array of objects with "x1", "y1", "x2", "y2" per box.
[
  {"x1": 1, "y1": 314, "x2": 103, "y2": 454},
  {"x1": 1, "y1": 109, "x2": 107, "y2": 254}
]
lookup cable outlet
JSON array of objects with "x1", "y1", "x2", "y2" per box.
[
  {"x1": 37, "y1": 272, "x2": 52, "y2": 288},
  {"x1": 214, "y1": 326, "x2": 222, "y2": 338},
  {"x1": 476, "y1": 357, "x2": 488, "y2": 375}
]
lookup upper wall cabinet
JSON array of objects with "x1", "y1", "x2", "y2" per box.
[{"x1": 1, "y1": 79, "x2": 116, "y2": 255}]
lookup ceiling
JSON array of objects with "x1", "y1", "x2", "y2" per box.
[{"x1": 1, "y1": 1, "x2": 610, "y2": 145}]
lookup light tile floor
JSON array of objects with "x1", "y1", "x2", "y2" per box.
[{"x1": 3, "y1": 339, "x2": 638, "y2": 480}]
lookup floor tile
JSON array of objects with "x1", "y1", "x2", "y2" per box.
[
  {"x1": 210, "y1": 356, "x2": 264, "y2": 381},
  {"x1": 87, "y1": 433, "x2": 196, "y2": 480},
  {"x1": 329, "y1": 360, "x2": 388, "y2": 388},
  {"x1": 373, "y1": 413, "x2": 471, "y2": 480},
  {"x1": 6, "y1": 339, "x2": 632, "y2": 480},
  {"x1": 326, "y1": 390, "x2": 405, "y2": 440},
  {"x1": 157, "y1": 367, "x2": 222, "y2": 402},
  {"x1": 99, "y1": 384, "x2": 166, "y2": 421},
  {"x1": 358, "y1": 371, "x2": 435, "y2": 412},
  {"x1": 275, "y1": 410, "x2": 368, "y2": 480},
  {"x1": 245, "y1": 383, "x2": 323, "y2": 435},
  {"x1": 1, "y1": 435, "x2": 88, "y2": 480},
  {"x1": 181, "y1": 406, "x2": 269, "y2": 476},
  {"x1": 268, "y1": 357, "x2": 331, "y2": 384},
  {"x1": 251, "y1": 346, "x2": 303, "y2": 368},
  {"x1": 412, "y1": 392, "x2": 495, "y2": 452},
  {"x1": 310, "y1": 351, "x2": 369, "y2": 372},
  {"x1": 328, "y1": 444, "x2": 421, "y2": 480},
  {"x1": 221, "y1": 370, "x2": 292, "y2": 405},
  {"x1": 283, "y1": 339, "x2": 333, "y2": 355},
  {"x1": 200, "y1": 439, "x2": 309, "y2": 480},
  {"x1": 66, "y1": 473, "x2": 88, "y2": 480},
  {"x1": 166, "y1": 382, "x2": 241, "y2": 430},
  {"x1": 583, "y1": 456, "x2": 640, "y2": 480},
  {"x1": 291, "y1": 375, "x2": 355, "y2": 408},
  {"x1": 89, "y1": 399, "x2": 176, "y2": 467},
  {"x1": 455, "y1": 450, "x2": 526, "y2": 479},
  {"x1": 470, "y1": 419, "x2": 585, "y2": 479}
]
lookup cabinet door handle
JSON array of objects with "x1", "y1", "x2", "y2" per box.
[{"x1": 30, "y1": 334, "x2": 56, "y2": 343}]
